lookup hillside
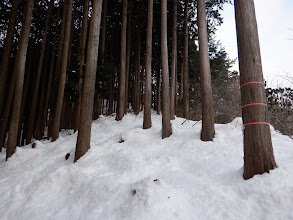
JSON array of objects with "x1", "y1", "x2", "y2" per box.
[{"x1": 0, "y1": 113, "x2": 292, "y2": 220}]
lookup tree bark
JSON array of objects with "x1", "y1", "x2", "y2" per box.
[
  {"x1": 170, "y1": 0, "x2": 177, "y2": 120},
  {"x1": 26, "y1": 0, "x2": 54, "y2": 144},
  {"x1": 35, "y1": 54, "x2": 50, "y2": 140},
  {"x1": 6, "y1": 0, "x2": 34, "y2": 160},
  {"x1": 133, "y1": 25, "x2": 141, "y2": 115},
  {"x1": 17, "y1": 54, "x2": 33, "y2": 145},
  {"x1": 179, "y1": 60, "x2": 183, "y2": 103},
  {"x1": 143, "y1": 0, "x2": 153, "y2": 129},
  {"x1": 234, "y1": 0, "x2": 277, "y2": 180},
  {"x1": 0, "y1": 70, "x2": 16, "y2": 152},
  {"x1": 124, "y1": 3, "x2": 132, "y2": 114},
  {"x1": 183, "y1": 0, "x2": 189, "y2": 119},
  {"x1": 161, "y1": 0, "x2": 172, "y2": 138},
  {"x1": 67, "y1": 5, "x2": 75, "y2": 64},
  {"x1": 48, "y1": 0, "x2": 68, "y2": 139},
  {"x1": 197, "y1": 0, "x2": 215, "y2": 141},
  {"x1": 21, "y1": 52, "x2": 35, "y2": 146},
  {"x1": 74, "y1": 0, "x2": 103, "y2": 162},
  {"x1": 116, "y1": 0, "x2": 128, "y2": 121},
  {"x1": 74, "y1": 0, "x2": 89, "y2": 131},
  {"x1": 101, "y1": 0, "x2": 108, "y2": 63},
  {"x1": 54, "y1": 0, "x2": 67, "y2": 81},
  {"x1": 0, "y1": 0, "x2": 19, "y2": 117},
  {"x1": 36, "y1": 5, "x2": 61, "y2": 139},
  {"x1": 108, "y1": 35, "x2": 115, "y2": 115},
  {"x1": 51, "y1": 0, "x2": 73, "y2": 141},
  {"x1": 156, "y1": 67, "x2": 161, "y2": 115}
]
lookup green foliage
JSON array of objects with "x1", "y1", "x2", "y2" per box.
[
  {"x1": 187, "y1": 38, "x2": 234, "y2": 87},
  {"x1": 209, "y1": 39, "x2": 234, "y2": 86}
]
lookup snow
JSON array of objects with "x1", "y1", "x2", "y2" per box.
[{"x1": 0, "y1": 112, "x2": 293, "y2": 220}]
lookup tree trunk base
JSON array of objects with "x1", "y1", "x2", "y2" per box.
[{"x1": 243, "y1": 125, "x2": 277, "y2": 180}]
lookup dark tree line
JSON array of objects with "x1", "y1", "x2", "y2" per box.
[{"x1": 0, "y1": 0, "x2": 277, "y2": 180}]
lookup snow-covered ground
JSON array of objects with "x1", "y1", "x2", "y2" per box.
[{"x1": 0, "y1": 112, "x2": 292, "y2": 220}]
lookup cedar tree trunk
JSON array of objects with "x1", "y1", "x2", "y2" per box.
[
  {"x1": 183, "y1": 0, "x2": 189, "y2": 119},
  {"x1": 26, "y1": 0, "x2": 53, "y2": 143},
  {"x1": 6, "y1": 0, "x2": 34, "y2": 160},
  {"x1": 116, "y1": 0, "x2": 128, "y2": 121},
  {"x1": 48, "y1": 0, "x2": 68, "y2": 138},
  {"x1": 0, "y1": 70, "x2": 16, "y2": 152},
  {"x1": 51, "y1": 0, "x2": 73, "y2": 141},
  {"x1": 125, "y1": 3, "x2": 132, "y2": 114},
  {"x1": 170, "y1": 0, "x2": 177, "y2": 120},
  {"x1": 161, "y1": 0, "x2": 172, "y2": 138},
  {"x1": 143, "y1": 0, "x2": 153, "y2": 129},
  {"x1": 74, "y1": 0, "x2": 103, "y2": 162},
  {"x1": 101, "y1": 0, "x2": 108, "y2": 63},
  {"x1": 133, "y1": 25, "x2": 141, "y2": 115},
  {"x1": 36, "y1": 6, "x2": 61, "y2": 139},
  {"x1": 156, "y1": 67, "x2": 161, "y2": 115},
  {"x1": 74, "y1": 0, "x2": 89, "y2": 131},
  {"x1": 197, "y1": 0, "x2": 215, "y2": 141},
  {"x1": 234, "y1": 0, "x2": 277, "y2": 180},
  {"x1": 0, "y1": 0, "x2": 19, "y2": 117}
]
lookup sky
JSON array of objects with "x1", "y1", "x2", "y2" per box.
[{"x1": 216, "y1": 0, "x2": 293, "y2": 88}]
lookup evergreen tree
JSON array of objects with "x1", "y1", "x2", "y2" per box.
[
  {"x1": 197, "y1": 0, "x2": 215, "y2": 141},
  {"x1": 234, "y1": 0, "x2": 277, "y2": 179},
  {"x1": 143, "y1": 0, "x2": 154, "y2": 129},
  {"x1": 75, "y1": 0, "x2": 103, "y2": 162},
  {"x1": 161, "y1": 0, "x2": 172, "y2": 138},
  {"x1": 6, "y1": 0, "x2": 34, "y2": 160}
]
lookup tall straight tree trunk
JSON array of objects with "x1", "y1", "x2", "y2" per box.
[
  {"x1": 183, "y1": 0, "x2": 189, "y2": 119},
  {"x1": 143, "y1": 0, "x2": 153, "y2": 129},
  {"x1": 133, "y1": 25, "x2": 141, "y2": 115},
  {"x1": 17, "y1": 54, "x2": 33, "y2": 145},
  {"x1": 124, "y1": 3, "x2": 132, "y2": 114},
  {"x1": 37, "y1": 3, "x2": 61, "y2": 139},
  {"x1": 175, "y1": 62, "x2": 178, "y2": 110},
  {"x1": 67, "y1": 5, "x2": 75, "y2": 64},
  {"x1": 51, "y1": 0, "x2": 73, "y2": 141},
  {"x1": 0, "y1": 0, "x2": 19, "y2": 117},
  {"x1": 35, "y1": 5, "x2": 61, "y2": 139},
  {"x1": 116, "y1": 0, "x2": 128, "y2": 121},
  {"x1": 20, "y1": 53, "x2": 34, "y2": 146},
  {"x1": 179, "y1": 60, "x2": 183, "y2": 103},
  {"x1": 108, "y1": 35, "x2": 115, "y2": 115},
  {"x1": 234, "y1": 0, "x2": 277, "y2": 180},
  {"x1": 74, "y1": 0, "x2": 89, "y2": 131},
  {"x1": 156, "y1": 67, "x2": 161, "y2": 115},
  {"x1": 26, "y1": 0, "x2": 54, "y2": 144},
  {"x1": 170, "y1": 0, "x2": 177, "y2": 120},
  {"x1": 48, "y1": 0, "x2": 68, "y2": 139},
  {"x1": 74, "y1": 0, "x2": 103, "y2": 162},
  {"x1": 6, "y1": 0, "x2": 34, "y2": 160},
  {"x1": 161, "y1": 0, "x2": 172, "y2": 139},
  {"x1": 197, "y1": 0, "x2": 215, "y2": 141},
  {"x1": 54, "y1": 0, "x2": 67, "y2": 81},
  {"x1": 0, "y1": 70, "x2": 16, "y2": 152},
  {"x1": 101, "y1": 0, "x2": 108, "y2": 63},
  {"x1": 35, "y1": 54, "x2": 50, "y2": 140}
]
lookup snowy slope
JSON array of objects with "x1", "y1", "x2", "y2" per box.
[{"x1": 0, "y1": 113, "x2": 292, "y2": 220}]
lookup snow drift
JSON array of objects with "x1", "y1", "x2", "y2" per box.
[{"x1": 0, "y1": 113, "x2": 292, "y2": 220}]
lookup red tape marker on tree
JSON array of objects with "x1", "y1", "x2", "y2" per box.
[
  {"x1": 240, "y1": 81, "x2": 264, "y2": 88},
  {"x1": 243, "y1": 122, "x2": 270, "y2": 126},
  {"x1": 241, "y1": 103, "x2": 267, "y2": 108},
  {"x1": 240, "y1": 82, "x2": 269, "y2": 126}
]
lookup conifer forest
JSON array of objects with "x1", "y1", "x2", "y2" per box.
[{"x1": 0, "y1": 0, "x2": 292, "y2": 219}]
